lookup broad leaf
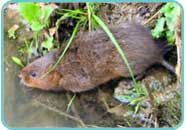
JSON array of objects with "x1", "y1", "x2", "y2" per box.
[
  {"x1": 152, "y1": 17, "x2": 165, "y2": 38},
  {"x1": 43, "y1": 6, "x2": 54, "y2": 25},
  {"x1": 18, "y1": 3, "x2": 42, "y2": 24}
]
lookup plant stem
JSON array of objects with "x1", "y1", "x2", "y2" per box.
[
  {"x1": 53, "y1": 20, "x2": 81, "y2": 69},
  {"x1": 66, "y1": 94, "x2": 76, "y2": 113},
  {"x1": 86, "y1": 3, "x2": 92, "y2": 32},
  {"x1": 34, "y1": 31, "x2": 39, "y2": 49}
]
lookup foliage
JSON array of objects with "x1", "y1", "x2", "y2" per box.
[
  {"x1": 41, "y1": 34, "x2": 54, "y2": 52},
  {"x1": 152, "y1": 3, "x2": 179, "y2": 44},
  {"x1": 15, "y1": 2, "x2": 55, "y2": 63},
  {"x1": 18, "y1": 3, "x2": 53, "y2": 32},
  {"x1": 8, "y1": 25, "x2": 19, "y2": 39},
  {"x1": 114, "y1": 82, "x2": 148, "y2": 113}
]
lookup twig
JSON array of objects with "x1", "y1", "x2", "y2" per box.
[
  {"x1": 154, "y1": 115, "x2": 159, "y2": 128},
  {"x1": 175, "y1": 7, "x2": 182, "y2": 83},
  {"x1": 35, "y1": 99, "x2": 86, "y2": 127},
  {"x1": 143, "y1": 10, "x2": 161, "y2": 25}
]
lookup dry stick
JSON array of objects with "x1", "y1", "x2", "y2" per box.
[
  {"x1": 175, "y1": 7, "x2": 182, "y2": 83},
  {"x1": 35, "y1": 100, "x2": 86, "y2": 127},
  {"x1": 154, "y1": 115, "x2": 159, "y2": 128},
  {"x1": 143, "y1": 10, "x2": 161, "y2": 25}
]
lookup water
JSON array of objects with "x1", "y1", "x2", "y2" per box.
[{"x1": 3, "y1": 7, "x2": 78, "y2": 127}]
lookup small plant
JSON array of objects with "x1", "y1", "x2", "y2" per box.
[
  {"x1": 18, "y1": 3, "x2": 54, "y2": 50},
  {"x1": 8, "y1": 24, "x2": 19, "y2": 39},
  {"x1": 11, "y1": 3, "x2": 55, "y2": 67},
  {"x1": 41, "y1": 34, "x2": 54, "y2": 53},
  {"x1": 152, "y1": 3, "x2": 179, "y2": 44},
  {"x1": 18, "y1": 3, "x2": 53, "y2": 32},
  {"x1": 114, "y1": 82, "x2": 149, "y2": 113}
]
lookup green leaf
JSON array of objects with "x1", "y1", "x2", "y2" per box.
[
  {"x1": 161, "y1": 3, "x2": 179, "y2": 32},
  {"x1": 155, "y1": 97, "x2": 161, "y2": 106},
  {"x1": 166, "y1": 30, "x2": 175, "y2": 44},
  {"x1": 151, "y1": 3, "x2": 179, "y2": 45},
  {"x1": 12, "y1": 56, "x2": 24, "y2": 67},
  {"x1": 134, "y1": 102, "x2": 141, "y2": 114},
  {"x1": 31, "y1": 22, "x2": 44, "y2": 31},
  {"x1": 161, "y1": 3, "x2": 179, "y2": 18},
  {"x1": 165, "y1": 17, "x2": 175, "y2": 32},
  {"x1": 8, "y1": 28, "x2": 16, "y2": 39},
  {"x1": 8, "y1": 25, "x2": 19, "y2": 39},
  {"x1": 152, "y1": 17, "x2": 166, "y2": 38},
  {"x1": 41, "y1": 36, "x2": 54, "y2": 51},
  {"x1": 43, "y1": 6, "x2": 54, "y2": 25},
  {"x1": 18, "y1": 3, "x2": 42, "y2": 24}
]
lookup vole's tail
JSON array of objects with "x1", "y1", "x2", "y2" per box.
[
  {"x1": 156, "y1": 39, "x2": 176, "y2": 74},
  {"x1": 161, "y1": 60, "x2": 176, "y2": 74}
]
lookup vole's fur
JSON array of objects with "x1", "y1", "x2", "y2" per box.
[{"x1": 20, "y1": 23, "x2": 175, "y2": 92}]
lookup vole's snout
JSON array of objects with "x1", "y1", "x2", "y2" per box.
[
  {"x1": 19, "y1": 73, "x2": 25, "y2": 84},
  {"x1": 18, "y1": 74, "x2": 22, "y2": 79}
]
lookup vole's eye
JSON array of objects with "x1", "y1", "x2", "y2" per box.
[{"x1": 30, "y1": 71, "x2": 37, "y2": 78}]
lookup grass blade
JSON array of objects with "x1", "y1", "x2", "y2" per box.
[
  {"x1": 41, "y1": 19, "x2": 82, "y2": 78},
  {"x1": 92, "y1": 14, "x2": 136, "y2": 84}
]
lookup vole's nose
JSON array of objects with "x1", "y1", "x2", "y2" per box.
[{"x1": 18, "y1": 74, "x2": 22, "y2": 79}]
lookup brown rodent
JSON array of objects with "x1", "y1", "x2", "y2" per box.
[{"x1": 19, "y1": 23, "x2": 175, "y2": 92}]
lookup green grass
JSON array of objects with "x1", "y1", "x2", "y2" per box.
[
  {"x1": 114, "y1": 82, "x2": 149, "y2": 113},
  {"x1": 92, "y1": 14, "x2": 136, "y2": 84},
  {"x1": 66, "y1": 94, "x2": 76, "y2": 113}
]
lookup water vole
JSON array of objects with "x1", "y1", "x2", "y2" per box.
[{"x1": 19, "y1": 23, "x2": 175, "y2": 92}]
